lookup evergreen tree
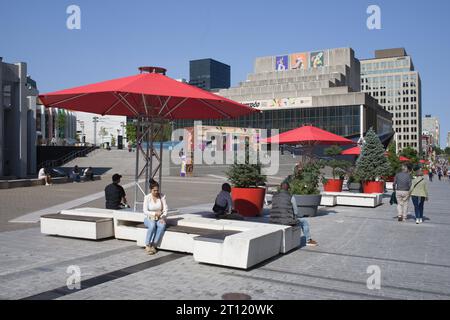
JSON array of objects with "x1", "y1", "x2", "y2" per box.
[{"x1": 355, "y1": 128, "x2": 390, "y2": 181}]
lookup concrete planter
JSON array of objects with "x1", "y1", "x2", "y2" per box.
[{"x1": 293, "y1": 194, "x2": 322, "y2": 217}]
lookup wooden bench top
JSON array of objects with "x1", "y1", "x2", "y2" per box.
[
  {"x1": 41, "y1": 213, "x2": 112, "y2": 223},
  {"x1": 136, "y1": 223, "x2": 241, "y2": 240}
]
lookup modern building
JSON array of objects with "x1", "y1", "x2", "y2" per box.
[
  {"x1": 422, "y1": 115, "x2": 440, "y2": 148},
  {"x1": 178, "y1": 48, "x2": 392, "y2": 139},
  {"x1": 36, "y1": 103, "x2": 77, "y2": 146},
  {"x1": 421, "y1": 131, "x2": 434, "y2": 159},
  {"x1": 447, "y1": 132, "x2": 450, "y2": 148},
  {"x1": 0, "y1": 58, "x2": 39, "y2": 178},
  {"x1": 189, "y1": 59, "x2": 230, "y2": 91},
  {"x1": 75, "y1": 112, "x2": 126, "y2": 146},
  {"x1": 361, "y1": 48, "x2": 422, "y2": 152}
]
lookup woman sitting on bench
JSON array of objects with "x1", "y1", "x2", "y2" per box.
[{"x1": 143, "y1": 180, "x2": 169, "y2": 255}]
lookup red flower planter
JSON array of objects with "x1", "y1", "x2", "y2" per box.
[
  {"x1": 362, "y1": 181, "x2": 384, "y2": 194},
  {"x1": 323, "y1": 179, "x2": 343, "y2": 192},
  {"x1": 231, "y1": 187, "x2": 265, "y2": 217}
]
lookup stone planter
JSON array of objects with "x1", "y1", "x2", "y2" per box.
[{"x1": 293, "y1": 194, "x2": 322, "y2": 217}]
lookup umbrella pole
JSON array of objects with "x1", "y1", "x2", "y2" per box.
[
  {"x1": 145, "y1": 117, "x2": 150, "y2": 194},
  {"x1": 149, "y1": 117, "x2": 154, "y2": 190},
  {"x1": 134, "y1": 118, "x2": 141, "y2": 211},
  {"x1": 159, "y1": 131, "x2": 163, "y2": 192}
]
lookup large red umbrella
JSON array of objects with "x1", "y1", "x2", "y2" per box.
[
  {"x1": 262, "y1": 125, "x2": 354, "y2": 145},
  {"x1": 39, "y1": 67, "x2": 255, "y2": 119},
  {"x1": 39, "y1": 67, "x2": 258, "y2": 209}
]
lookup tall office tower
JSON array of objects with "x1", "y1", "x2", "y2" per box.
[
  {"x1": 422, "y1": 115, "x2": 440, "y2": 148},
  {"x1": 361, "y1": 48, "x2": 422, "y2": 152},
  {"x1": 189, "y1": 59, "x2": 230, "y2": 91}
]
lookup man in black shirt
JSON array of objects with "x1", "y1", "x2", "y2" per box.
[{"x1": 105, "y1": 174, "x2": 129, "y2": 209}]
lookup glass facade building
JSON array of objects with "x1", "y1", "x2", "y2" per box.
[{"x1": 189, "y1": 59, "x2": 231, "y2": 91}]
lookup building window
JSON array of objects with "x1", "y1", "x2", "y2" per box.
[{"x1": 2, "y1": 84, "x2": 12, "y2": 109}]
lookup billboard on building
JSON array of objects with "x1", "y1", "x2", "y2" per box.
[
  {"x1": 275, "y1": 55, "x2": 289, "y2": 71},
  {"x1": 310, "y1": 51, "x2": 325, "y2": 68},
  {"x1": 242, "y1": 97, "x2": 313, "y2": 110},
  {"x1": 290, "y1": 53, "x2": 308, "y2": 70}
]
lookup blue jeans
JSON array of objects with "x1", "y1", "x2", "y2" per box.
[
  {"x1": 144, "y1": 217, "x2": 166, "y2": 246},
  {"x1": 411, "y1": 196, "x2": 425, "y2": 219},
  {"x1": 298, "y1": 218, "x2": 311, "y2": 241}
]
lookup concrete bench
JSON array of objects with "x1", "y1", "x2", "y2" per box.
[
  {"x1": 7, "y1": 179, "x2": 32, "y2": 188},
  {"x1": 320, "y1": 193, "x2": 337, "y2": 206},
  {"x1": 41, "y1": 213, "x2": 114, "y2": 240},
  {"x1": 322, "y1": 192, "x2": 383, "y2": 208},
  {"x1": 0, "y1": 180, "x2": 10, "y2": 189}
]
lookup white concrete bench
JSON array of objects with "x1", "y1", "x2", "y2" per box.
[
  {"x1": 320, "y1": 193, "x2": 337, "y2": 206},
  {"x1": 322, "y1": 192, "x2": 383, "y2": 208},
  {"x1": 41, "y1": 213, "x2": 114, "y2": 240}
]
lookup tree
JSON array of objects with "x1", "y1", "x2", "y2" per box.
[
  {"x1": 323, "y1": 145, "x2": 351, "y2": 179},
  {"x1": 57, "y1": 112, "x2": 66, "y2": 138},
  {"x1": 386, "y1": 142, "x2": 401, "y2": 176},
  {"x1": 400, "y1": 146, "x2": 419, "y2": 165},
  {"x1": 99, "y1": 127, "x2": 109, "y2": 144},
  {"x1": 111, "y1": 134, "x2": 116, "y2": 147},
  {"x1": 433, "y1": 146, "x2": 443, "y2": 156},
  {"x1": 125, "y1": 123, "x2": 137, "y2": 144},
  {"x1": 445, "y1": 147, "x2": 450, "y2": 156},
  {"x1": 355, "y1": 128, "x2": 390, "y2": 181}
]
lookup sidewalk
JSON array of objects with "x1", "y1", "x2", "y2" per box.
[{"x1": 1, "y1": 180, "x2": 450, "y2": 299}]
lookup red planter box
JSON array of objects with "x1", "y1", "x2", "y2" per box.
[
  {"x1": 231, "y1": 187, "x2": 265, "y2": 217},
  {"x1": 362, "y1": 181, "x2": 384, "y2": 194},
  {"x1": 323, "y1": 179, "x2": 343, "y2": 192}
]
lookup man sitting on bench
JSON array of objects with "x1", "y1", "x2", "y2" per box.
[
  {"x1": 270, "y1": 182, "x2": 318, "y2": 246},
  {"x1": 105, "y1": 174, "x2": 130, "y2": 209},
  {"x1": 213, "y1": 183, "x2": 243, "y2": 220}
]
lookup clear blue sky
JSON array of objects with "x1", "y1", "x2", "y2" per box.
[{"x1": 1, "y1": 0, "x2": 449, "y2": 146}]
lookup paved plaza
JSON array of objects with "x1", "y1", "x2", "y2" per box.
[{"x1": 1, "y1": 151, "x2": 450, "y2": 300}]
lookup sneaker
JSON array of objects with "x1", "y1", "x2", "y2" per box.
[
  {"x1": 403, "y1": 216, "x2": 407, "y2": 222},
  {"x1": 45, "y1": 183, "x2": 50, "y2": 186},
  {"x1": 398, "y1": 216, "x2": 403, "y2": 222},
  {"x1": 419, "y1": 218, "x2": 423, "y2": 224},
  {"x1": 416, "y1": 219, "x2": 419, "y2": 224},
  {"x1": 145, "y1": 245, "x2": 152, "y2": 253},
  {"x1": 306, "y1": 239, "x2": 318, "y2": 247},
  {"x1": 150, "y1": 246, "x2": 157, "y2": 254}
]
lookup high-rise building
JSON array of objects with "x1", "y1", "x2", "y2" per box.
[
  {"x1": 0, "y1": 58, "x2": 39, "y2": 178},
  {"x1": 189, "y1": 59, "x2": 230, "y2": 91},
  {"x1": 422, "y1": 115, "x2": 440, "y2": 148},
  {"x1": 178, "y1": 48, "x2": 392, "y2": 139},
  {"x1": 361, "y1": 48, "x2": 422, "y2": 152},
  {"x1": 447, "y1": 132, "x2": 450, "y2": 148}
]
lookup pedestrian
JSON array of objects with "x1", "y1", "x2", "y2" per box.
[
  {"x1": 71, "y1": 165, "x2": 81, "y2": 182},
  {"x1": 38, "y1": 167, "x2": 52, "y2": 186},
  {"x1": 180, "y1": 152, "x2": 187, "y2": 177},
  {"x1": 428, "y1": 170, "x2": 433, "y2": 182},
  {"x1": 143, "y1": 180, "x2": 169, "y2": 255},
  {"x1": 410, "y1": 168, "x2": 429, "y2": 224},
  {"x1": 104, "y1": 174, "x2": 130, "y2": 209},
  {"x1": 438, "y1": 168, "x2": 443, "y2": 181},
  {"x1": 82, "y1": 167, "x2": 94, "y2": 181},
  {"x1": 270, "y1": 182, "x2": 318, "y2": 246},
  {"x1": 394, "y1": 164, "x2": 412, "y2": 222}
]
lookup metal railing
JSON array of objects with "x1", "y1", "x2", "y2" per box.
[{"x1": 38, "y1": 146, "x2": 99, "y2": 169}]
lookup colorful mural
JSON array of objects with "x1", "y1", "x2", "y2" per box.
[
  {"x1": 275, "y1": 55, "x2": 289, "y2": 71},
  {"x1": 290, "y1": 53, "x2": 308, "y2": 70},
  {"x1": 310, "y1": 51, "x2": 324, "y2": 68}
]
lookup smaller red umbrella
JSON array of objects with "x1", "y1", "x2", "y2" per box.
[
  {"x1": 419, "y1": 159, "x2": 429, "y2": 164},
  {"x1": 262, "y1": 125, "x2": 354, "y2": 145},
  {"x1": 341, "y1": 146, "x2": 361, "y2": 155},
  {"x1": 399, "y1": 156, "x2": 411, "y2": 162}
]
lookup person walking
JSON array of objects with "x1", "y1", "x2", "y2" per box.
[
  {"x1": 428, "y1": 170, "x2": 433, "y2": 182},
  {"x1": 438, "y1": 167, "x2": 443, "y2": 181},
  {"x1": 410, "y1": 168, "x2": 429, "y2": 224},
  {"x1": 394, "y1": 164, "x2": 412, "y2": 222}
]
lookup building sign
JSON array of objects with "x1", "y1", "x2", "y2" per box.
[
  {"x1": 310, "y1": 51, "x2": 324, "y2": 68},
  {"x1": 275, "y1": 55, "x2": 289, "y2": 71},
  {"x1": 242, "y1": 97, "x2": 313, "y2": 110},
  {"x1": 290, "y1": 53, "x2": 308, "y2": 70}
]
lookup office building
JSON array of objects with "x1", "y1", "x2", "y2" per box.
[
  {"x1": 422, "y1": 115, "x2": 440, "y2": 148},
  {"x1": 361, "y1": 48, "x2": 422, "y2": 152},
  {"x1": 189, "y1": 59, "x2": 230, "y2": 91},
  {"x1": 0, "y1": 58, "x2": 39, "y2": 178},
  {"x1": 178, "y1": 48, "x2": 392, "y2": 139},
  {"x1": 36, "y1": 103, "x2": 77, "y2": 146}
]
